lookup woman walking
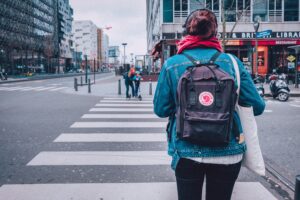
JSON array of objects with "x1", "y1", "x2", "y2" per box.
[{"x1": 153, "y1": 9, "x2": 265, "y2": 200}]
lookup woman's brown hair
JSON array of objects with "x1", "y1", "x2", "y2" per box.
[{"x1": 184, "y1": 9, "x2": 218, "y2": 38}]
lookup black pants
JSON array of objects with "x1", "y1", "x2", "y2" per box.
[
  {"x1": 125, "y1": 80, "x2": 134, "y2": 98},
  {"x1": 175, "y1": 158, "x2": 242, "y2": 200},
  {"x1": 134, "y1": 80, "x2": 140, "y2": 97}
]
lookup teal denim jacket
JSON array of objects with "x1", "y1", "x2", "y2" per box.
[{"x1": 153, "y1": 48, "x2": 265, "y2": 170}]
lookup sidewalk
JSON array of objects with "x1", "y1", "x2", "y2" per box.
[
  {"x1": 0, "y1": 72, "x2": 109, "y2": 84},
  {"x1": 64, "y1": 76, "x2": 158, "y2": 98}
]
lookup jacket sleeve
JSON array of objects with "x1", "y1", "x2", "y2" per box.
[
  {"x1": 153, "y1": 62, "x2": 175, "y2": 118},
  {"x1": 235, "y1": 56, "x2": 266, "y2": 116}
]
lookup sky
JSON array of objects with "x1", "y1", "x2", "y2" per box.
[{"x1": 69, "y1": 0, "x2": 147, "y2": 61}]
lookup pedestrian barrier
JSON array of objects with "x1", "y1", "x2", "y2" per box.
[
  {"x1": 74, "y1": 76, "x2": 94, "y2": 93},
  {"x1": 149, "y1": 79, "x2": 152, "y2": 95},
  {"x1": 118, "y1": 79, "x2": 121, "y2": 95},
  {"x1": 88, "y1": 79, "x2": 91, "y2": 93},
  {"x1": 295, "y1": 175, "x2": 300, "y2": 200},
  {"x1": 74, "y1": 78, "x2": 78, "y2": 91}
]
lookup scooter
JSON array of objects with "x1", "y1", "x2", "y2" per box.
[
  {"x1": 269, "y1": 73, "x2": 290, "y2": 102},
  {"x1": 253, "y1": 76, "x2": 265, "y2": 97}
]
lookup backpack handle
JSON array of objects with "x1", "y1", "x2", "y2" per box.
[{"x1": 183, "y1": 51, "x2": 221, "y2": 87}]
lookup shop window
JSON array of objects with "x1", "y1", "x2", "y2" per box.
[
  {"x1": 284, "y1": 0, "x2": 299, "y2": 21},
  {"x1": 253, "y1": 0, "x2": 268, "y2": 22},
  {"x1": 163, "y1": 0, "x2": 173, "y2": 23}
]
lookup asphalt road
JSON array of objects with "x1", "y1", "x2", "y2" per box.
[{"x1": 0, "y1": 75, "x2": 299, "y2": 199}]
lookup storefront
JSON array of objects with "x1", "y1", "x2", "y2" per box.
[{"x1": 226, "y1": 38, "x2": 300, "y2": 77}]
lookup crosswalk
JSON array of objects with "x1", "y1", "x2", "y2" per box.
[
  {"x1": 0, "y1": 86, "x2": 69, "y2": 92},
  {"x1": 0, "y1": 96, "x2": 277, "y2": 200}
]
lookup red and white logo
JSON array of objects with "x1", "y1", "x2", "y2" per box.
[{"x1": 199, "y1": 92, "x2": 214, "y2": 106}]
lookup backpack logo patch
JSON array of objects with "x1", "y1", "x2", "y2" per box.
[{"x1": 199, "y1": 92, "x2": 214, "y2": 106}]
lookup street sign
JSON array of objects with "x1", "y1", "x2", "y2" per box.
[
  {"x1": 256, "y1": 30, "x2": 272, "y2": 38},
  {"x1": 287, "y1": 55, "x2": 296, "y2": 62}
]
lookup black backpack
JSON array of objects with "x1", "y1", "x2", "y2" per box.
[{"x1": 176, "y1": 52, "x2": 237, "y2": 146}]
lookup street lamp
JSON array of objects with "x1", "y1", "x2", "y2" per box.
[
  {"x1": 253, "y1": 16, "x2": 261, "y2": 77},
  {"x1": 122, "y1": 43, "x2": 127, "y2": 69}
]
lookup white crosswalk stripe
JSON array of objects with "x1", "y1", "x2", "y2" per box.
[
  {"x1": 0, "y1": 86, "x2": 69, "y2": 92},
  {"x1": 95, "y1": 103, "x2": 153, "y2": 107},
  {"x1": 82, "y1": 113, "x2": 158, "y2": 118},
  {"x1": 54, "y1": 133, "x2": 166, "y2": 142},
  {"x1": 0, "y1": 96, "x2": 276, "y2": 200},
  {"x1": 90, "y1": 108, "x2": 153, "y2": 112}
]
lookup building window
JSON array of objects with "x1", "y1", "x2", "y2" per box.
[
  {"x1": 269, "y1": 0, "x2": 282, "y2": 22},
  {"x1": 163, "y1": 0, "x2": 173, "y2": 23},
  {"x1": 190, "y1": 0, "x2": 205, "y2": 11},
  {"x1": 253, "y1": 0, "x2": 268, "y2": 22},
  {"x1": 174, "y1": 0, "x2": 188, "y2": 23},
  {"x1": 237, "y1": 0, "x2": 251, "y2": 22},
  {"x1": 224, "y1": 0, "x2": 237, "y2": 22},
  {"x1": 284, "y1": 0, "x2": 299, "y2": 21}
]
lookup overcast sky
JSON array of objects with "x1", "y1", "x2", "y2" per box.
[{"x1": 69, "y1": 0, "x2": 147, "y2": 61}]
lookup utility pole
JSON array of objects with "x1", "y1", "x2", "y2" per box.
[{"x1": 122, "y1": 43, "x2": 127, "y2": 70}]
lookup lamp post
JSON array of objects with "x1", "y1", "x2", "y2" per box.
[
  {"x1": 253, "y1": 16, "x2": 261, "y2": 77},
  {"x1": 122, "y1": 43, "x2": 127, "y2": 71}
]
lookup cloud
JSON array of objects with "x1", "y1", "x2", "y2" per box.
[{"x1": 69, "y1": 0, "x2": 147, "y2": 61}]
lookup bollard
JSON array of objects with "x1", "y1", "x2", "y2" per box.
[
  {"x1": 80, "y1": 76, "x2": 83, "y2": 86},
  {"x1": 88, "y1": 79, "x2": 91, "y2": 93},
  {"x1": 295, "y1": 175, "x2": 300, "y2": 200},
  {"x1": 149, "y1": 79, "x2": 153, "y2": 95},
  {"x1": 74, "y1": 78, "x2": 78, "y2": 91},
  {"x1": 118, "y1": 79, "x2": 121, "y2": 95}
]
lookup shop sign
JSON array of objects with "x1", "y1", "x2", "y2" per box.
[
  {"x1": 242, "y1": 57, "x2": 249, "y2": 62},
  {"x1": 257, "y1": 30, "x2": 272, "y2": 38},
  {"x1": 287, "y1": 55, "x2": 296, "y2": 62},
  {"x1": 224, "y1": 31, "x2": 300, "y2": 39},
  {"x1": 288, "y1": 62, "x2": 295, "y2": 69}
]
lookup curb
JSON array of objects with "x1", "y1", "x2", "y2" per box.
[
  {"x1": 264, "y1": 93, "x2": 300, "y2": 97},
  {"x1": 0, "y1": 72, "x2": 111, "y2": 85}
]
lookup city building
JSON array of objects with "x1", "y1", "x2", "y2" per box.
[
  {"x1": 57, "y1": 0, "x2": 74, "y2": 72},
  {"x1": 108, "y1": 46, "x2": 120, "y2": 68},
  {"x1": 97, "y1": 29, "x2": 110, "y2": 69},
  {"x1": 73, "y1": 20, "x2": 98, "y2": 71},
  {"x1": 147, "y1": 0, "x2": 300, "y2": 76},
  {"x1": 0, "y1": 0, "x2": 59, "y2": 74}
]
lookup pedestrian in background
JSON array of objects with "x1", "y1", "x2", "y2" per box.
[
  {"x1": 133, "y1": 65, "x2": 142, "y2": 98},
  {"x1": 123, "y1": 66, "x2": 135, "y2": 99},
  {"x1": 153, "y1": 9, "x2": 265, "y2": 200}
]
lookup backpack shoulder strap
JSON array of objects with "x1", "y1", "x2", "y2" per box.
[{"x1": 183, "y1": 51, "x2": 221, "y2": 66}]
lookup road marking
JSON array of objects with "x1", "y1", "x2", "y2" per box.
[
  {"x1": 103, "y1": 97, "x2": 153, "y2": 101},
  {"x1": 82, "y1": 114, "x2": 158, "y2": 118},
  {"x1": 0, "y1": 182, "x2": 277, "y2": 200},
  {"x1": 100, "y1": 100, "x2": 152, "y2": 103},
  {"x1": 20, "y1": 86, "x2": 45, "y2": 91},
  {"x1": 54, "y1": 133, "x2": 166, "y2": 142},
  {"x1": 27, "y1": 151, "x2": 171, "y2": 166},
  {"x1": 49, "y1": 87, "x2": 68, "y2": 91},
  {"x1": 95, "y1": 104, "x2": 153, "y2": 107},
  {"x1": 90, "y1": 108, "x2": 153, "y2": 112},
  {"x1": 70, "y1": 122, "x2": 166, "y2": 128},
  {"x1": 33, "y1": 87, "x2": 57, "y2": 91},
  {"x1": 0, "y1": 87, "x2": 24, "y2": 91},
  {"x1": 290, "y1": 104, "x2": 300, "y2": 108},
  {"x1": 264, "y1": 110, "x2": 273, "y2": 113}
]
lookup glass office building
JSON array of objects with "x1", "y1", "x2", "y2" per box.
[
  {"x1": 0, "y1": 0, "x2": 58, "y2": 74},
  {"x1": 147, "y1": 0, "x2": 300, "y2": 75}
]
